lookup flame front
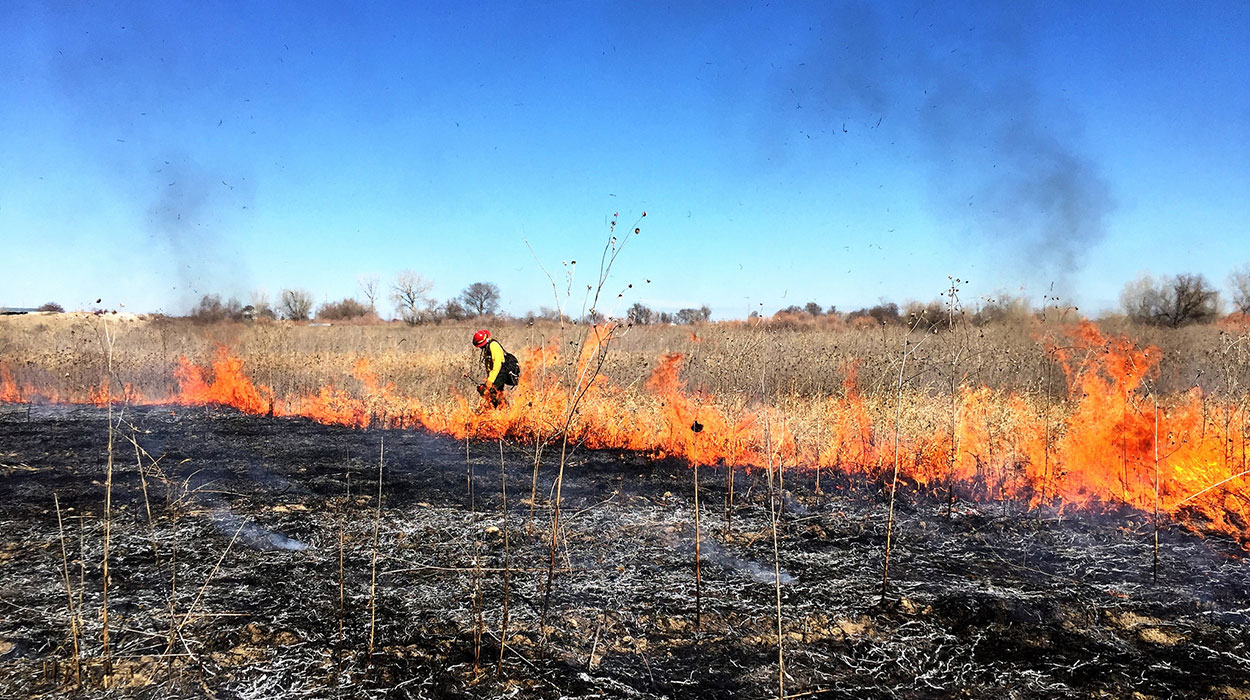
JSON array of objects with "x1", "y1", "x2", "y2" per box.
[{"x1": 2, "y1": 321, "x2": 1247, "y2": 543}]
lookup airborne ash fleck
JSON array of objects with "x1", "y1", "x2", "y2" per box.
[{"x1": 768, "y1": 1, "x2": 1114, "y2": 284}]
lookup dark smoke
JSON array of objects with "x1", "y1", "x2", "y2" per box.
[
  {"x1": 37, "y1": 6, "x2": 260, "y2": 312},
  {"x1": 918, "y1": 67, "x2": 1114, "y2": 281},
  {"x1": 771, "y1": 1, "x2": 1115, "y2": 280},
  {"x1": 144, "y1": 154, "x2": 256, "y2": 309}
]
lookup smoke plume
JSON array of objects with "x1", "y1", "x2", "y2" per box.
[{"x1": 771, "y1": 1, "x2": 1114, "y2": 281}]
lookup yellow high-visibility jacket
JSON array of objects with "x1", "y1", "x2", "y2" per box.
[{"x1": 482, "y1": 339, "x2": 506, "y2": 388}]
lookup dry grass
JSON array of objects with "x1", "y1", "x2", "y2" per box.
[{"x1": 3, "y1": 313, "x2": 1248, "y2": 459}]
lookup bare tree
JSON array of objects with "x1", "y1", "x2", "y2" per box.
[
  {"x1": 225, "y1": 296, "x2": 244, "y2": 319},
  {"x1": 188, "y1": 294, "x2": 227, "y2": 322},
  {"x1": 626, "y1": 302, "x2": 654, "y2": 325},
  {"x1": 280, "y1": 288, "x2": 314, "y2": 321},
  {"x1": 1167, "y1": 273, "x2": 1221, "y2": 326},
  {"x1": 358, "y1": 274, "x2": 381, "y2": 312},
  {"x1": 1121, "y1": 273, "x2": 1162, "y2": 322},
  {"x1": 443, "y1": 299, "x2": 470, "y2": 321},
  {"x1": 459, "y1": 282, "x2": 501, "y2": 317},
  {"x1": 1229, "y1": 264, "x2": 1250, "y2": 314},
  {"x1": 803, "y1": 302, "x2": 823, "y2": 316},
  {"x1": 186, "y1": 294, "x2": 247, "y2": 322},
  {"x1": 391, "y1": 270, "x2": 434, "y2": 325},
  {"x1": 904, "y1": 299, "x2": 953, "y2": 328},
  {"x1": 250, "y1": 289, "x2": 275, "y2": 320},
  {"x1": 1121, "y1": 273, "x2": 1220, "y2": 327},
  {"x1": 526, "y1": 306, "x2": 563, "y2": 323},
  {"x1": 675, "y1": 305, "x2": 712, "y2": 325},
  {"x1": 972, "y1": 292, "x2": 1032, "y2": 326}
]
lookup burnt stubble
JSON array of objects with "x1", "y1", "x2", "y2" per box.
[{"x1": 1, "y1": 404, "x2": 1248, "y2": 699}]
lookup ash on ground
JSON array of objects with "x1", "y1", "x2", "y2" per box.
[{"x1": 1, "y1": 404, "x2": 1248, "y2": 699}]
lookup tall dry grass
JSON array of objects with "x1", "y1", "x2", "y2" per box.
[{"x1": 3, "y1": 313, "x2": 1249, "y2": 459}]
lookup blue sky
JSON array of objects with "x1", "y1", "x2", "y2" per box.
[{"x1": 2, "y1": 1, "x2": 1247, "y2": 318}]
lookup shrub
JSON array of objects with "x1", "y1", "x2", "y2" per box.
[
  {"x1": 280, "y1": 289, "x2": 314, "y2": 321},
  {"x1": 846, "y1": 302, "x2": 901, "y2": 326},
  {"x1": 627, "y1": 302, "x2": 655, "y2": 325},
  {"x1": 442, "y1": 299, "x2": 470, "y2": 321},
  {"x1": 188, "y1": 294, "x2": 247, "y2": 323},
  {"x1": 973, "y1": 293, "x2": 1033, "y2": 326},
  {"x1": 1229, "y1": 265, "x2": 1250, "y2": 315},
  {"x1": 1121, "y1": 273, "x2": 1220, "y2": 327},
  {"x1": 675, "y1": 305, "x2": 711, "y2": 324},
  {"x1": 905, "y1": 300, "x2": 955, "y2": 329},
  {"x1": 317, "y1": 298, "x2": 373, "y2": 321}
]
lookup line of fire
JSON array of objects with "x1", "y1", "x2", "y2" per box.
[
  {"x1": 1, "y1": 319, "x2": 1248, "y2": 697},
  {"x1": 3, "y1": 321, "x2": 1247, "y2": 542}
]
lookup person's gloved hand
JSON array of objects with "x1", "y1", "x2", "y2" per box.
[{"x1": 476, "y1": 383, "x2": 487, "y2": 396}]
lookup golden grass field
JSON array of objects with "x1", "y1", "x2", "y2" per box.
[
  {"x1": 2, "y1": 310, "x2": 1247, "y2": 403},
  {"x1": 4, "y1": 312, "x2": 1248, "y2": 476}
]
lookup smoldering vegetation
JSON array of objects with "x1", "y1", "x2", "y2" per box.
[{"x1": 1, "y1": 404, "x2": 1248, "y2": 699}]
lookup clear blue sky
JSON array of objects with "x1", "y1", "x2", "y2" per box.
[{"x1": 2, "y1": 1, "x2": 1247, "y2": 318}]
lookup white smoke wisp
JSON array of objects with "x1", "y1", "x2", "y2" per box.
[
  {"x1": 696, "y1": 537, "x2": 795, "y2": 585},
  {"x1": 211, "y1": 511, "x2": 308, "y2": 552}
]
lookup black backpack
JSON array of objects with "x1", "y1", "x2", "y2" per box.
[
  {"x1": 501, "y1": 349, "x2": 521, "y2": 386},
  {"x1": 483, "y1": 340, "x2": 522, "y2": 386}
]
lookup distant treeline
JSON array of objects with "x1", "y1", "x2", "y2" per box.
[{"x1": 28, "y1": 265, "x2": 1250, "y2": 329}]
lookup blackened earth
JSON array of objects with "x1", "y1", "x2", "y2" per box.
[{"x1": 1, "y1": 404, "x2": 1248, "y2": 699}]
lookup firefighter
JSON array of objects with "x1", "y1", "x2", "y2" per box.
[{"x1": 472, "y1": 329, "x2": 518, "y2": 406}]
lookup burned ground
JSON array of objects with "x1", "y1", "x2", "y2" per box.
[{"x1": 1, "y1": 404, "x2": 1248, "y2": 699}]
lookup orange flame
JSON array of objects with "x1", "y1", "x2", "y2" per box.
[
  {"x1": 2, "y1": 323, "x2": 1248, "y2": 544},
  {"x1": 175, "y1": 346, "x2": 274, "y2": 415},
  {"x1": 0, "y1": 363, "x2": 20, "y2": 403}
]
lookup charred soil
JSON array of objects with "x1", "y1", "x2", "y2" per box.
[{"x1": 1, "y1": 404, "x2": 1248, "y2": 699}]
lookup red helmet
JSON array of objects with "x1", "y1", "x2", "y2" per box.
[{"x1": 472, "y1": 329, "x2": 491, "y2": 348}]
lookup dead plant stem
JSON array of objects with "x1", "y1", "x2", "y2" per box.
[
  {"x1": 165, "y1": 504, "x2": 178, "y2": 685},
  {"x1": 531, "y1": 215, "x2": 640, "y2": 638},
  {"x1": 497, "y1": 438, "x2": 512, "y2": 676},
  {"x1": 693, "y1": 432, "x2": 702, "y2": 630},
  {"x1": 54, "y1": 493, "x2": 80, "y2": 686},
  {"x1": 131, "y1": 427, "x2": 162, "y2": 567},
  {"x1": 542, "y1": 322, "x2": 619, "y2": 633},
  {"x1": 763, "y1": 360, "x2": 784, "y2": 700},
  {"x1": 1153, "y1": 391, "x2": 1161, "y2": 583},
  {"x1": 725, "y1": 434, "x2": 737, "y2": 534},
  {"x1": 100, "y1": 316, "x2": 115, "y2": 678},
  {"x1": 368, "y1": 437, "x2": 383, "y2": 662},
  {"x1": 527, "y1": 430, "x2": 544, "y2": 533},
  {"x1": 465, "y1": 428, "x2": 475, "y2": 511},
  {"x1": 883, "y1": 325, "x2": 931, "y2": 599},
  {"x1": 338, "y1": 473, "x2": 349, "y2": 679},
  {"x1": 163, "y1": 518, "x2": 245, "y2": 656}
]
